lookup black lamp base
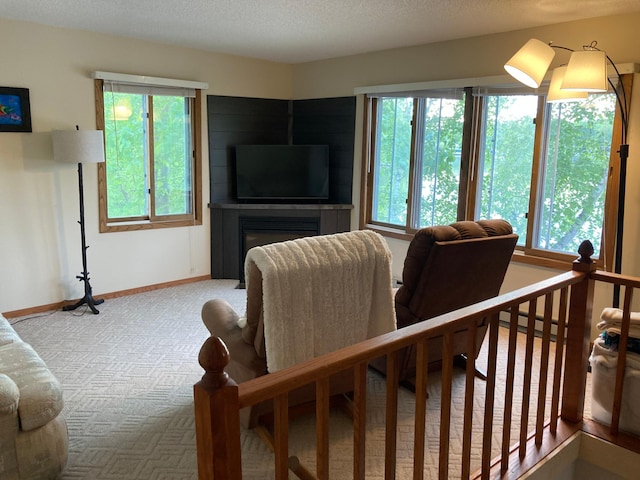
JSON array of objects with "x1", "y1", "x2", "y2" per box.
[
  {"x1": 62, "y1": 292, "x2": 104, "y2": 314},
  {"x1": 63, "y1": 272, "x2": 104, "y2": 314}
]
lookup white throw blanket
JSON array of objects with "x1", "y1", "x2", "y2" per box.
[
  {"x1": 244, "y1": 230, "x2": 396, "y2": 372},
  {"x1": 598, "y1": 307, "x2": 640, "y2": 338}
]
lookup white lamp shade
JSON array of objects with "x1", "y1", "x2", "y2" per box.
[
  {"x1": 504, "y1": 38, "x2": 555, "y2": 88},
  {"x1": 561, "y1": 50, "x2": 608, "y2": 92},
  {"x1": 546, "y1": 66, "x2": 589, "y2": 102},
  {"x1": 52, "y1": 129, "x2": 105, "y2": 164}
]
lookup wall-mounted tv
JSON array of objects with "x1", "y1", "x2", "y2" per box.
[{"x1": 235, "y1": 145, "x2": 330, "y2": 201}]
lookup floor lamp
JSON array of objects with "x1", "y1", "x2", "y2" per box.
[
  {"x1": 505, "y1": 39, "x2": 630, "y2": 307},
  {"x1": 52, "y1": 126, "x2": 106, "y2": 314}
]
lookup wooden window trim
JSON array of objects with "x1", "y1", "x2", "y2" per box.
[
  {"x1": 94, "y1": 79, "x2": 202, "y2": 233},
  {"x1": 360, "y1": 75, "x2": 631, "y2": 270}
]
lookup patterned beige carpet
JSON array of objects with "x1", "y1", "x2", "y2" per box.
[{"x1": 10, "y1": 280, "x2": 591, "y2": 479}]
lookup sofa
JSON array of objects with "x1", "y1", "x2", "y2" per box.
[{"x1": 0, "y1": 313, "x2": 68, "y2": 480}]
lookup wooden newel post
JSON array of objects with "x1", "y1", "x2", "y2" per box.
[
  {"x1": 194, "y1": 336, "x2": 242, "y2": 480},
  {"x1": 561, "y1": 240, "x2": 597, "y2": 423}
]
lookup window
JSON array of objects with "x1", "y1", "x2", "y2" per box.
[
  {"x1": 535, "y1": 95, "x2": 615, "y2": 255},
  {"x1": 370, "y1": 92, "x2": 465, "y2": 231},
  {"x1": 474, "y1": 95, "x2": 538, "y2": 244},
  {"x1": 94, "y1": 76, "x2": 203, "y2": 232},
  {"x1": 362, "y1": 77, "x2": 629, "y2": 267}
]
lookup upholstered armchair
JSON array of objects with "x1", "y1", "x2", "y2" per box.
[
  {"x1": 371, "y1": 219, "x2": 517, "y2": 384},
  {"x1": 202, "y1": 230, "x2": 396, "y2": 428}
]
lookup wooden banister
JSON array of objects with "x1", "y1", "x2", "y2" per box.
[
  {"x1": 195, "y1": 239, "x2": 640, "y2": 479},
  {"x1": 235, "y1": 271, "x2": 583, "y2": 412}
]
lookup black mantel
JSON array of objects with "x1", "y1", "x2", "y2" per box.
[{"x1": 210, "y1": 203, "x2": 353, "y2": 281}]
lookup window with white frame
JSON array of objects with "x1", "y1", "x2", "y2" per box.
[
  {"x1": 93, "y1": 73, "x2": 204, "y2": 232},
  {"x1": 362, "y1": 77, "x2": 627, "y2": 267}
]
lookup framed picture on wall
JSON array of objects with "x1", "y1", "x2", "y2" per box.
[{"x1": 0, "y1": 86, "x2": 32, "y2": 132}]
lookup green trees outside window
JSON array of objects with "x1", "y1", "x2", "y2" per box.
[
  {"x1": 365, "y1": 88, "x2": 618, "y2": 262},
  {"x1": 476, "y1": 95, "x2": 537, "y2": 244},
  {"x1": 372, "y1": 97, "x2": 412, "y2": 226},
  {"x1": 372, "y1": 95, "x2": 464, "y2": 229},
  {"x1": 103, "y1": 92, "x2": 194, "y2": 222},
  {"x1": 537, "y1": 95, "x2": 615, "y2": 256}
]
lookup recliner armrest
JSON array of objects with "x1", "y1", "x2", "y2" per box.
[{"x1": 201, "y1": 299, "x2": 241, "y2": 336}]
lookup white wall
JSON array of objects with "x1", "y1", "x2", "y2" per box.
[
  {"x1": 0, "y1": 17, "x2": 292, "y2": 313},
  {"x1": 291, "y1": 12, "x2": 640, "y2": 334}
]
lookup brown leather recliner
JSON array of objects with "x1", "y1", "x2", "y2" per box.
[{"x1": 370, "y1": 219, "x2": 518, "y2": 383}]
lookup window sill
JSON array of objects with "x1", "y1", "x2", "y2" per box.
[
  {"x1": 509, "y1": 250, "x2": 573, "y2": 271},
  {"x1": 365, "y1": 223, "x2": 605, "y2": 272},
  {"x1": 100, "y1": 218, "x2": 202, "y2": 233},
  {"x1": 363, "y1": 223, "x2": 414, "y2": 241}
]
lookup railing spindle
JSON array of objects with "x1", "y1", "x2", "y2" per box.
[
  {"x1": 519, "y1": 298, "x2": 537, "y2": 459},
  {"x1": 501, "y1": 306, "x2": 519, "y2": 474},
  {"x1": 385, "y1": 351, "x2": 399, "y2": 480},
  {"x1": 461, "y1": 321, "x2": 477, "y2": 479},
  {"x1": 316, "y1": 376, "x2": 330, "y2": 479},
  {"x1": 535, "y1": 293, "x2": 554, "y2": 445},
  {"x1": 481, "y1": 314, "x2": 499, "y2": 478},
  {"x1": 439, "y1": 332, "x2": 453, "y2": 479},
  {"x1": 353, "y1": 362, "x2": 367, "y2": 480},
  {"x1": 550, "y1": 287, "x2": 568, "y2": 434},
  {"x1": 274, "y1": 394, "x2": 289, "y2": 479},
  {"x1": 413, "y1": 340, "x2": 428, "y2": 480}
]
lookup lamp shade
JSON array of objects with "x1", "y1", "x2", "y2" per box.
[
  {"x1": 504, "y1": 38, "x2": 555, "y2": 88},
  {"x1": 546, "y1": 66, "x2": 589, "y2": 102},
  {"x1": 52, "y1": 129, "x2": 105, "y2": 164},
  {"x1": 561, "y1": 50, "x2": 608, "y2": 92}
]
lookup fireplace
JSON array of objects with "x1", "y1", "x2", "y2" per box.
[
  {"x1": 238, "y1": 217, "x2": 320, "y2": 286},
  {"x1": 209, "y1": 203, "x2": 353, "y2": 282}
]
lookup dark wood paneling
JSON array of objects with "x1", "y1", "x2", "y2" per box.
[
  {"x1": 292, "y1": 97, "x2": 356, "y2": 205},
  {"x1": 207, "y1": 95, "x2": 355, "y2": 204},
  {"x1": 208, "y1": 96, "x2": 289, "y2": 116},
  {"x1": 207, "y1": 95, "x2": 356, "y2": 279},
  {"x1": 207, "y1": 96, "x2": 290, "y2": 203}
]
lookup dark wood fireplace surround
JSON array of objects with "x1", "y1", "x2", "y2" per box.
[{"x1": 207, "y1": 95, "x2": 356, "y2": 281}]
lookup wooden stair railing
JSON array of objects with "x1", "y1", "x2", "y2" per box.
[{"x1": 194, "y1": 241, "x2": 640, "y2": 479}]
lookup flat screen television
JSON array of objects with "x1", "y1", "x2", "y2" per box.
[{"x1": 235, "y1": 145, "x2": 330, "y2": 201}]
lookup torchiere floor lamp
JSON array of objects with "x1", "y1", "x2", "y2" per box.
[{"x1": 52, "y1": 126, "x2": 105, "y2": 314}]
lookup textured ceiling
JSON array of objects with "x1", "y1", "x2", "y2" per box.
[{"x1": 2, "y1": 0, "x2": 640, "y2": 63}]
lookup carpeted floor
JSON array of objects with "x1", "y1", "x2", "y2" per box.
[{"x1": 11, "y1": 280, "x2": 591, "y2": 479}]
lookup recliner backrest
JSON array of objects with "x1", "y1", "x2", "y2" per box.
[{"x1": 395, "y1": 219, "x2": 517, "y2": 329}]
